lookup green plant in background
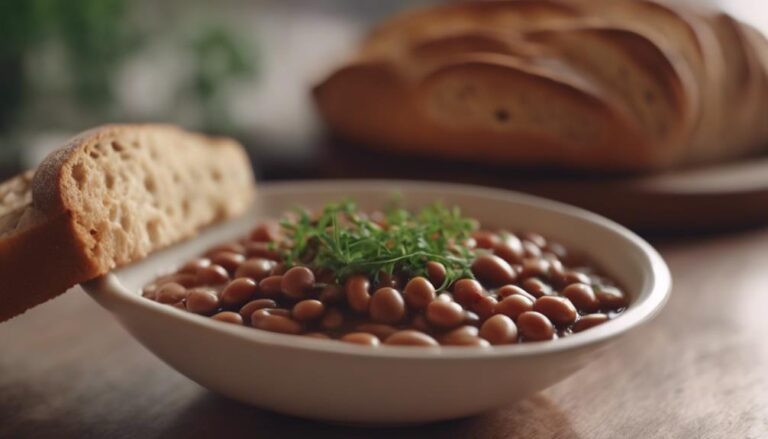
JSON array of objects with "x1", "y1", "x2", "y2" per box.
[
  {"x1": 0, "y1": 0, "x2": 258, "y2": 160},
  {"x1": 0, "y1": 0, "x2": 137, "y2": 129},
  {"x1": 184, "y1": 26, "x2": 257, "y2": 134}
]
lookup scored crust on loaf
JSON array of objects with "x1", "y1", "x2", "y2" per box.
[
  {"x1": 566, "y1": 0, "x2": 726, "y2": 162},
  {"x1": 525, "y1": 26, "x2": 698, "y2": 165},
  {"x1": 363, "y1": 0, "x2": 579, "y2": 59},
  {"x1": 314, "y1": 0, "x2": 768, "y2": 171},
  {"x1": 0, "y1": 124, "x2": 255, "y2": 322}
]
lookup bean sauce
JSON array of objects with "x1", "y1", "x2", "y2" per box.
[{"x1": 143, "y1": 209, "x2": 629, "y2": 347}]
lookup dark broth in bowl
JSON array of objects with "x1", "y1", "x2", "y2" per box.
[{"x1": 142, "y1": 201, "x2": 628, "y2": 347}]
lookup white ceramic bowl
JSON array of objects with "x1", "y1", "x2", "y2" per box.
[{"x1": 82, "y1": 180, "x2": 671, "y2": 425}]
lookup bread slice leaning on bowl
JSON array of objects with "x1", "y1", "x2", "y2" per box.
[{"x1": 0, "y1": 124, "x2": 255, "y2": 322}]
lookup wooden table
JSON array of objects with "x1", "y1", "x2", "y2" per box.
[{"x1": 2, "y1": 227, "x2": 768, "y2": 439}]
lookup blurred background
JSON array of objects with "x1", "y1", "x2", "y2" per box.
[
  {"x1": 0, "y1": 0, "x2": 766, "y2": 231},
  {"x1": 0, "y1": 0, "x2": 440, "y2": 178}
]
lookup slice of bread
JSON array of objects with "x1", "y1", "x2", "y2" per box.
[{"x1": 0, "y1": 124, "x2": 255, "y2": 322}]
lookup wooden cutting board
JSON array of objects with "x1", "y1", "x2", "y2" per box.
[{"x1": 311, "y1": 141, "x2": 768, "y2": 234}]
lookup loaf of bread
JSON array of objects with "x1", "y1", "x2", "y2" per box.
[
  {"x1": 313, "y1": 0, "x2": 768, "y2": 171},
  {"x1": 0, "y1": 124, "x2": 255, "y2": 322}
]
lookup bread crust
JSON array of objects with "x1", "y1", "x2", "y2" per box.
[
  {"x1": 0, "y1": 124, "x2": 255, "y2": 322},
  {"x1": 314, "y1": 53, "x2": 652, "y2": 170},
  {"x1": 0, "y1": 212, "x2": 96, "y2": 322}
]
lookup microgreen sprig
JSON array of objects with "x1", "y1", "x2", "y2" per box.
[{"x1": 277, "y1": 200, "x2": 477, "y2": 290}]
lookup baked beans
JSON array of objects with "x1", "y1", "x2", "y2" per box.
[{"x1": 143, "y1": 205, "x2": 628, "y2": 347}]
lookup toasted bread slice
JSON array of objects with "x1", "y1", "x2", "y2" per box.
[{"x1": 0, "y1": 124, "x2": 255, "y2": 322}]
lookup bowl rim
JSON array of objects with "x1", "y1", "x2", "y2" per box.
[{"x1": 82, "y1": 179, "x2": 672, "y2": 360}]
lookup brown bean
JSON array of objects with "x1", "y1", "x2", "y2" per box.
[
  {"x1": 480, "y1": 315, "x2": 518, "y2": 345},
  {"x1": 542, "y1": 252, "x2": 559, "y2": 262},
  {"x1": 159, "y1": 273, "x2": 198, "y2": 288},
  {"x1": 321, "y1": 307, "x2": 344, "y2": 329},
  {"x1": 596, "y1": 286, "x2": 628, "y2": 310},
  {"x1": 292, "y1": 300, "x2": 325, "y2": 322},
  {"x1": 375, "y1": 271, "x2": 400, "y2": 289},
  {"x1": 204, "y1": 242, "x2": 245, "y2": 257},
  {"x1": 235, "y1": 258, "x2": 274, "y2": 281},
  {"x1": 471, "y1": 254, "x2": 516, "y2": 287},
  {"x1": 573, "y1": 313, "x2": 609, "y2": 333},
  {"x1": 209, "y1": 251, "x2": 245, "y2": 274},
  {"x1": 341, "y1": 332, "x2": 380, "y2": 346},
  {"x1": 472, "y1": 230, "x2": 500, "y2": 249},
  {"x1": 196, "y1": 264, "x2": 230, "y2": 285},
  {"x1": 472, "y1": 295, "x2": 498, "y2": 320},
  {"x1": 426, "y1": 300, "x2": 465, "y2": 328},
  {"x1": 562, "y1": 283, "x2": 599, "y2": 313},
  {"x1": 548, "y1": 257, "x2": 564, "y2": 272},
  {"x1": 441, "y1": 325, "x2": 479, "y2": 345},
  {"x1": 521, "y1": 232, "x2": 547, "y2": 248},
  {"x1": 452, "y1": 279, "x2": 484, "y2": 306},
  {"x1": 497, "y1": 285, "x2": 535, "y2": 301},
  {"x1": 385, "y1": 330, "x2": 439, "y2": 347},
  {"x1": 534, "y1": 296, "x2": 577, "y2": 325},
  {"x1": 304, "y1": 332, "x2": 331, "y2": 339},
  {"x1": 318, "y1": 284, "x2": 344, "y2": 304},
  {"x1": 253, "y1": 314, "x2": 302, "y2": 335},
  {"x1": 495, "y1": 294, "x2": 534, "y2": 320},
  {"x1": 249, "y1": 222, "x2": 281, "y2": 242},
  {"x1": 271, "y1": 308, "x2": 292, "y2": 317},
  {"x1": 211, "y1": 311, "x2": 243, "y2": 325},
  {"x1": 443, "y1": 335, "x2": 490, "y2": 347},
  {"x1": 258, "y1": 275, "x2": 284, "y2": 298},
  {"x1": 426, "y1": 261, "x2": 447, "y2": 287},
  {"x1": 404, "y1": 277, "x2": 436, "y2": 310},
  {"x1": 522, "y1": 241, "x2": 542, "y2": 258},
  {"x1": 463, "y1": 310, "x2": 481, "y2": 325},
  {"x1": 156, "y1": 283, "x2": 187, "y2": 304},
  {"x1": 519, "y1": 258, "x2": 550, "y2": 279},
  {"x1": 281, "y1": 266, "x2": 316, "y2": 299},
  {"x1": 355, "y1": 323, "x2": 398, "y2": 340},
  {"x1": 411, "y1": 314, "x2": 431, "y2": 333},
  {"x1": 142, "y1": 284, "x2": 158, "y2": 300},
  {"x1": 345, "y1": 275, "x2": 371, "y2": 313},
  {"x1": 220, "y1": 278, "x2": 259, "y2": 307},
  {"x1": 239, "y1": 299, "x2": 277, "y2": 322},
  {"x1": 557, "y1": 270, "x2": 592, "y2": 287},
  {"x1": 544, "y1": 241, "x2": 567, "y2": 258},
  {"x1": 522, "y1": 278, "x2": 552, "y2": 298},
  {"x1": 185, "y1": 289, "x2": 219, "y2": 314},
  {"x1": 370, "y1": 287, "x2": 406, "y2": 324},
  {"x1": 179, "y1": 258, "x2": 211, "y2": 274},
  {"x1": 244, "y1": 241, "x2": 281, "y2": 260},
  {"x1": 270, "y1": 262, "x2": 288, "y2": 275},
  {"x1": 517, "y1": 311, "x2": 555, "y2": 341},
  {"x1": 494, "y1": 234, "x2": 524, "y2": 264}
]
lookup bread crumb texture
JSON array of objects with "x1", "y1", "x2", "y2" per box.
[{"x1": 56, "y1": 125, "x2": 254, "y2": 271}]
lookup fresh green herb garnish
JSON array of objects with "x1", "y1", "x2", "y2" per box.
[{"x1": 276, "y1": 200, "x2": 477, "y2": 290}]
